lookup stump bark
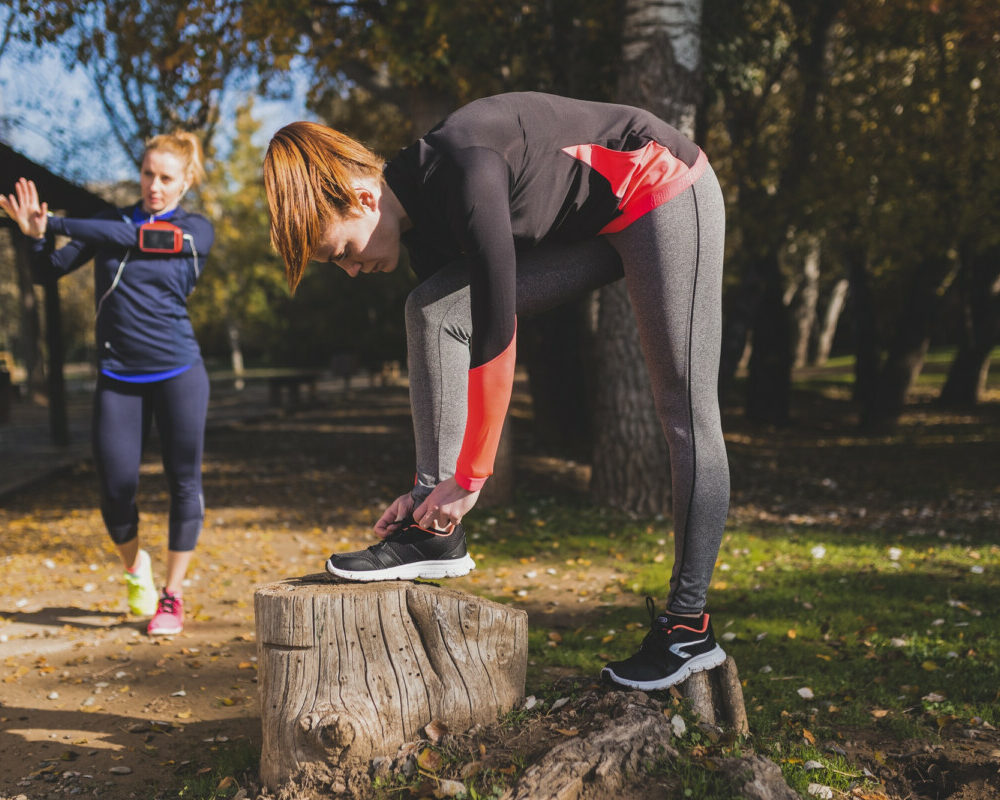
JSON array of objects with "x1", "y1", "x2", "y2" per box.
[
  {"x1": 254, "y1": 574, "x2": 528, "y2": 788},
  {"x1": 680, "y1": 656, "x2": 750, "y2": 735}
]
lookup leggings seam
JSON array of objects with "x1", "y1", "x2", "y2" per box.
[{"x1": 672, "y1": 184, "x2": 702, "y2": 613}]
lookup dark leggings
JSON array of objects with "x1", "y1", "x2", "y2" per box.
[{"x1": 92, "y1": 362, "x2": 209, "y2": 552}]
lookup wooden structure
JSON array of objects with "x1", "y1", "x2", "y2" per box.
[
  {"x1": 254, "y1": 574, "x2": 528, "y2": 789},
  {"x1": 680, "y1": 656, "x2": 750, "y2": 735},
  {"x1": 0, "y1": 143, "x2": 113, "y2": 443}
]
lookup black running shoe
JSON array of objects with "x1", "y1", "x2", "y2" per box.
[
  {"x1": 325, "y1": 516, "x2": 476, "y2": 581},
  {"x1": 601, "y1": 597, "x2": 727, "y2": 690}
]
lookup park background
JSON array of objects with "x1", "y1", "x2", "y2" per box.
[{"x1": 0, "y1": 2, "x2": 998, "y2": 800}]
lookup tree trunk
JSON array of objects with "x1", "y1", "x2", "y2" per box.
[
  {"x1": 938, "y1": 250, "x2": 1000, "y2": 407},
  {"x1": 592, "y1": 281, "x2": 670, "y2": 514},
  {"x1": 679, "y1": 656, "x2": 750, "y2": 735},
  {"x1": 254, "y1": 574, "x2": 527, "y2": 790},
  {"x1": 227, "y1": 320, "x2": 245, "y2": 390},
  {"x1": 814, "y1": 277, "x2": 849, "y2": 365},
  {"x1": 478, "y1": 411, "x2": 513, "y2": 507},
  {"x1": 520, "y1": 301, "x2": 594, "y2": 459},
  {"x1": 745, "y1": 251, "x2": 791, "y2": 425},
  {"x1": 12, "y1": 230, "x2": 45, "y2": 401},
  {"x1": 864, "y1": 255, "x2": 955, "y2": 430},
  {"x1": 42, "y1": 280, "x2": 69, "y2": 446},
  {"x1": 848, "y1": 245, "x2": 880, "y2": 416},
  {"x1": 791, "y1": 237, "x2": 821, "y2": 369},
  {"x1": 592, "y1": 0, "x2": 703, "y2": 514}
]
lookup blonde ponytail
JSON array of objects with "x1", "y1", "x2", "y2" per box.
[{"x1": 144, "y1": 131, "x2": 206, "y2": 189}]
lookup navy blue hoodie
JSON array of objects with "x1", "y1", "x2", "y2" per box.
[{"x1": 30, "y1": 205, "x2": 214, "y2": 375}]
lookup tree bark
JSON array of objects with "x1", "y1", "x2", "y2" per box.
[
  {"x1": 11, "y1": 229, "x2": 45, "y2": 401},
  {"x1": 814, "y1": 277, "x2": 849, "y2": 365},
  {"x1": 520, "y1": 302, "x2": 594, "y2": 459},
  {"x1": 791, "y1": 237, "x2": 821, "y2": 369},
  {"x1": 848, "y1": 245, "x2": 880, "y2": 416},
  {"x1": 478, "y1": 411, "x2": 513, "y2": 507},
  {"x1": 679, "y1": 655, "x2": 749, "y2": 735},
  {"x1": 592, "y1": 281, "x2": 670, "y2": 514},
  {"x1": 42, "y1": 280, "x2": 69, "y2": 446},
  {"x1": 863, "y1": 254, "x2": 956, "y2": 430},
  {"x1": 938, "y1": 250, "x2": 999, "y2": 407},
  {"x1": 254, "y1": 574, "x2": 527, "y2": 790},
  {"x1": 745, "y1": 251, "x2": 792, "y2": 425},
  {"x1": 592, "y1": 0, "x2": 703, "y2": 514}
]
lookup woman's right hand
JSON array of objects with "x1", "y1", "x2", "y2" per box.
[
  {"x1": 374, "y1": 492, "x2": 416, "y2": 539},
  {"x1": 0, "y1": 178, "x2": 48, "y2": 239}
]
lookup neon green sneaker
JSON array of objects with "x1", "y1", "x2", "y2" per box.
[{"x1": 124, "y1": 549, "x2": 158, "y2": 616}]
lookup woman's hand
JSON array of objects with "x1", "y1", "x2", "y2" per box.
[
  {"x1": 0, "y1": 178, "x2": 48, "y2": 239},
  {"x1": 374, "y1": 492, "x2": 416, "y2": 539},
  {"x1": 413, "y1": 477, "x2": 481, "y2": 532}
]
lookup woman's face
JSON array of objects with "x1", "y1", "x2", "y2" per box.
[
  {"x1": 140, "y1": 149, "x2": 188, "y2": 215},
  {"x1": 312, "y1": 189, "x2": 402, "y2": 278}
]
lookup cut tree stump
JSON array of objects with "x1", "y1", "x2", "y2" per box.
[
  {"x1": 679, "y1": 655, "x2": 750, "y2": 735},
  {"x1": 254, "y1": 574, "x2": 528, "y2": 789}
]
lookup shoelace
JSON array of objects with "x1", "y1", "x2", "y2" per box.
[{"x1": 158, "y1": 592, "x2": 180, "y2": 614}]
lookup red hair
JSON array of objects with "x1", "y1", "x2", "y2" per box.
[{"x1": 263, "y1": 122, "x2": 384, "y2": 291}]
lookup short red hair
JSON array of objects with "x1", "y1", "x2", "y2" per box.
[{"x1": 263, "y1": 122, "x2": 384, "y2": 291}]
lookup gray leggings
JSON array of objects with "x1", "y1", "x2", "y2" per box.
[{"x1": 404, "y1": 166, "x2": 728, "y2": 613}]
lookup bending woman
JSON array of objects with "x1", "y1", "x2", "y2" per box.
[
  {"x1": 263, "y1": 92, "x2": 729, "y2": 690},
  {"x1": 1, "y1": 132, "x2": 214, "y2": 636}
]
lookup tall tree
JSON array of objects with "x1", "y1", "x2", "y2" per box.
[{"x1": 590, "y1": 0, "x2": 704, "y2": 514}]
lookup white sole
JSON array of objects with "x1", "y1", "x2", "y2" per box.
[
  {"x1": 325, "y1": 554, "x2": 476, "y2": 582},
  {"x1": 601, "y1": 645, "x2": 727, "y2": 690},
  {"x1": 147, "y1": 624, "x2": 183, "y2": 635}
]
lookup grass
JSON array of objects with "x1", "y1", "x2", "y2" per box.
[{"x1": 169, "y1": 352, "x2": 999, "y2": 799}]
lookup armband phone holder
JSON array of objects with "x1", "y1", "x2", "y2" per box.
[{"x1": 138, "y1": 221, "x2": 183, "y2": 253}]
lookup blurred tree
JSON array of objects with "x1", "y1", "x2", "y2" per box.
[
  {"x1": 820, "y1": 0, "x2": 1000, "y2": 424},
  {"x1": 17, "y1": 0, "x2": 305, "y2": 164},
  {"x1": 191, "y1": 99, "x2": 287, "y2": 377}
]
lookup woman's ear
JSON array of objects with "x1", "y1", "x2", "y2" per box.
[{"x1": 355, "y1": 183, "x2": 380, "y2": 213}]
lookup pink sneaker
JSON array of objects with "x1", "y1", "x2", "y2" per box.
[{"x1": 147, "y1": 589, "x2": 184, "y2": 635}]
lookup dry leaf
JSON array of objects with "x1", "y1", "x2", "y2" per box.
[
  {"x1": 553, "y1": 727, "x2": 579, "y2": 736},
  {"x1": 417, "y1": 748, "x2": 442, "y2": 772},
  {"x1": 424, "y1": 719, "x2": 448, "y2": 744}
]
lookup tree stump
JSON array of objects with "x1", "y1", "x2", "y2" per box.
[
  {"x1": 254, "y1": 574, "x2": 528, "y2": 789},
  {"x1": 679, "y1": 656, "x2": 750, "y2": 735}
]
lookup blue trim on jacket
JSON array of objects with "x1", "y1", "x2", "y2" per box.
[{"x1": 29, "y1": 203, "x2": 214, "y2": 375}]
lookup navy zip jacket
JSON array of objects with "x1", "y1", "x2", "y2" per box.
[{"x1": 30, "y1": 205, "x2": 214, "y2": 375}]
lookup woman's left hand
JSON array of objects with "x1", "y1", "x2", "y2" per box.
[{"x1": 413, "y1": 477, "x2": 481, "y2": 532}]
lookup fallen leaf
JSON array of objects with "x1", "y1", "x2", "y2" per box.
[
  {"x1": 424, "y1": 719, "x2": 448, "y2": 744},
  {"x1": 417, "y1": 748, "x2": 442, "y2": 772},
  {"x1": 433, "y1": 778, "x2": 467, "y2": 798},
  {"x1": 553, "y1": 727, "x2": 579, "y2": 736}
]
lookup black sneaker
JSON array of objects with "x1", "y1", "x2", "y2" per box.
[
  {"x1": 601, "y1": 597, "x2": 727, "y2": 690},
  {"x1": 325, "y1": 516, "x2": 476, "y2": 581}
]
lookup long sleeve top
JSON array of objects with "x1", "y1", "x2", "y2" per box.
[
  {"x1": 383, "y1": 92, "x2": 707, "y2": 490},
  {"x1": 30, "y1": 205, "x2": 214, "y2": 376}
]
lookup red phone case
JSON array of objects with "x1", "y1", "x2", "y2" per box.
[{"x1": 138, "y1": 221, "x2": 183, "y2": 253}]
